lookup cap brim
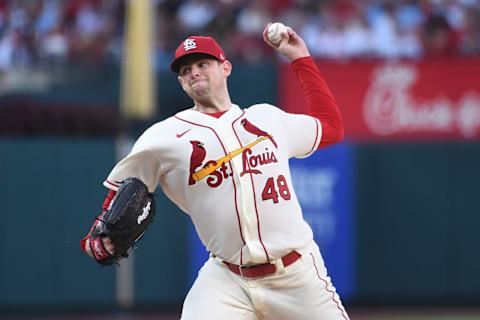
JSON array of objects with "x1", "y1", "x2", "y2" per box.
[{"x1": 171, "y1": 52, "x2": 222, "y2": 73}]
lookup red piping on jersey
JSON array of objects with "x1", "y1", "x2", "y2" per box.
[
  {"x1": 105, "y1": 179, "x2": 120, "y2": 189},
  {"x1": 174, "y1": 115, "x2": 247, "y2": 250},
  {"x1": 232, "y1": 112, "x2": 270, "y2": 263},
  {"x1": 292, "y1": 56, "x2": 344, "y2": 149},
  {"x1": 231, "y1": 110, "x2": 247, "y2": 265},
  {"x1": 310, "y1": 253, "x2": 349, "y2": 320},
  {"x1": 231, "y1": 111, "x2": 248, "y2": 264}
]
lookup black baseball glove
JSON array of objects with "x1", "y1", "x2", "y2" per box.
[{"x1": 89, "y1": 177, "x2": 156, "y2": 266}]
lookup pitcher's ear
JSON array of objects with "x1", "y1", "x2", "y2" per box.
[{"x1": 222, "y1": 60, "x2": 232, "y2": 76}]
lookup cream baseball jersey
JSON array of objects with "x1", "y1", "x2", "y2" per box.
[{"x1": 103, "y1": 103, "x2": 322, "y2": 265}]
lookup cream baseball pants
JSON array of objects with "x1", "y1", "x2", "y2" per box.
[{"x1": 181, "y1": 241, "x2": 350, "y2": 320}]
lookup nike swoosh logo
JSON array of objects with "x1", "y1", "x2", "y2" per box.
[{"x1": 176, "y1": 129, "x2": 191, "y2": 138}]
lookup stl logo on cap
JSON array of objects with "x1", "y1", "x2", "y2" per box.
[
  {"x1": 184, "y1": 38, "x2": 197, "y2": 51},
  {"x1": 171, "y1": 36, "x2": 226, "y2": 73}
]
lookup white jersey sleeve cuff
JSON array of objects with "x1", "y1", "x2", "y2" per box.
[
  {"x1": 103, "y1": 179, "x2": 120, "y2": 191},
  {"x1": 296, "y1": 117, "x2": 322, "y2": 159}
]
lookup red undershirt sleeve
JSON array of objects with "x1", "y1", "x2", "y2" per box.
[{"x1": 291, "y1": 56, "x2": 344, "y2": 148}]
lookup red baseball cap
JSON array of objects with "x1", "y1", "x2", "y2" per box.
[{"x1": 170, "y1": 36, "x2": 227, "y2": 73}]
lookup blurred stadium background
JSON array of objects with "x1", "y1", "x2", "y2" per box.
[{"x1": 1, "y1": 0, "x2": 480, "y2": 319}]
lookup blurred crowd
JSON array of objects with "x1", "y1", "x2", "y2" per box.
[{"x1": 0, "y1": 0, "x2": 480, "y2": 71}]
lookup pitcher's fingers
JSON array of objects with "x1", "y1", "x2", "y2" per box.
[
  {"x1": 85, "y1": 238, "x2": 94, "y2": 258},
  {"x1": 286, "y1": 27, "x2": 297, "y2": 40},
  {"x1": 277, "y1": 27, "x2": 292, "y2": 49}
]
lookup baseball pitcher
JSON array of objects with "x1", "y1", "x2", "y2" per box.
[{"x1": 81, "y1": 23, "x2": 349, "y2": 320}]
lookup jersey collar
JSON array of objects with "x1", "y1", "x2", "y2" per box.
[{"x1": 175, "y1": 104, "x2": 243, "y2": 126}]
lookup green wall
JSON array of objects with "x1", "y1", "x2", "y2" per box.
[
  {"x1": 356, "y1": 143, "x2": 480, "y2": 302},
  {"x1": 0, "y1": 138, "x2": 117, "y2": 306},
  {"x1": 0, "y1": 63, "x2": 279, "y2": 120},
  {"x1": 0, "y1": 138, "x2": 190, "y2": 309}
]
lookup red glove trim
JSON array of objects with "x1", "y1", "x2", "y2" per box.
[
  {"x1": 102, "y1": 190, "x2": 117, "y2": 211},
  {"x1": 89, "y1": 236, "x2": 111, "y2": 261},
  {"x1": 80, "y1": 213, "x2": 102, "y2": 253},
  {"x1": 292, "y1": 56, "x2": 344, "y2": 148},
  {"x1": 80, "y1": 236, "x2": 88, "y2": 252},
  {"x1": 80, "y1": 190, "x2": 117, "y2": 253}
]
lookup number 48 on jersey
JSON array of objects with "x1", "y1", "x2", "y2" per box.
[{"x1": 261, "y1": 175, "x2": 291, "y2": 203}]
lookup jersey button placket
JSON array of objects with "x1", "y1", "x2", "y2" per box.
[
  {"x1": 224, "y1": 121, "x2": 265, "y2": 263},
  {"x1": 217, "y1": 122, "x2": 253, "y2": 256}
]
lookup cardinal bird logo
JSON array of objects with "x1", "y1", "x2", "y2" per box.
[
  {"x1": 189, "y1": 140, "x2": 207, "y2": 185},
  {"x1": 240, "y1": 118, "x2": 278, "y2": 148}
]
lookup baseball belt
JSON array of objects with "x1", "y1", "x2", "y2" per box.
[{"x1": 222, "y1": 251, "x2": 301, "y2": 278}]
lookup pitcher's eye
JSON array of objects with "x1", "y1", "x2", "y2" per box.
[{"x1": 180, "y1": 67, "x2": 191, "y2": 76}]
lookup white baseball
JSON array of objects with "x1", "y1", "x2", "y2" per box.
[{"x1": 267, "y1": 22, "x2": 287, "y2": 45}]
